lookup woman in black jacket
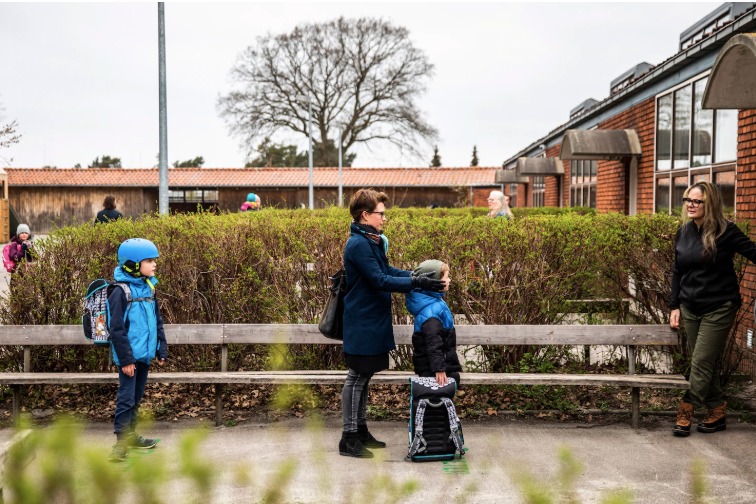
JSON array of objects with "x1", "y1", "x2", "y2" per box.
[
  {"x1": 94, "y1": 195, "x2": 123, "y2": 224},
  {"x1": 670, "y1": 181, "x2": 756, "y2": 437},
  {"x1": 339, "y1": 189, "x2": 445, "y2": 458}
]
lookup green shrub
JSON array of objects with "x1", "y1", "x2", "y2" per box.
[
  {"x1": 0, "y1": 209, "x2": 680, "y2": 374},
  {"x1": 2, "y1": 207, "x2": 748, "y2": 414}
]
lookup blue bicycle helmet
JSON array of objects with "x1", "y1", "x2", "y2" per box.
[
  {"x1": 246, "y1": 193, "x2": 258, "y2": 202},
  {"x1": 117, "y1": 238, "x2": 159, "y2": 277}
]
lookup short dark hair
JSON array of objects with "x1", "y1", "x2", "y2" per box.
[
  {"x1": 103, "y1": 195, "x2": 116, "y2": 210},
  {"x1": 349, "y1": 188, "x2": 389, "y2": 222}
]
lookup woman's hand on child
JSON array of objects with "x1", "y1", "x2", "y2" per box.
[
  {"x1": 122, "y1": 364, "x2": 135, "y2": 377},
  {"x1": 435, "y1": 371, "x2": 447, "y2": 386}
]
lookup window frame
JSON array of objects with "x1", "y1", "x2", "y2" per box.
[
  {"x1": 167, "y1": 189, "x2": 220, "y2": 204},
  {"x1": 653, "y1": 70, "x2": 737, "y2": 215}
]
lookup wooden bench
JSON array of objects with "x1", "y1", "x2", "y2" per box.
[{"x1": 0, "y1": 324, "x2": 688, "y2": 429}]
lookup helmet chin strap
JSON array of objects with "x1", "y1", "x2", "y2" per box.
[{"x1": 122, "y1": 260, "x2": 142, "y2": 277}]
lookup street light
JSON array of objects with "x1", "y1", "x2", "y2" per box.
[
  {"x1": 295, "y1": 94, "x2": 314, "y2": 210},
  {"x1": 338, "y1": 125, "x2": 343, "y2": 206}
]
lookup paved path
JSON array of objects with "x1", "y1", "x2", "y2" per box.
[{"x1": 2, "y1": 416, "x2": 755, "y2": 503}]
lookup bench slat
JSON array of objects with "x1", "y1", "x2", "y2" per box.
[
  {"x1": 0, "y1": 371, "x2": 689, "y2": 389},
  {"x1": 0, "y1": 324, "x2": 679, "y2": 346}
]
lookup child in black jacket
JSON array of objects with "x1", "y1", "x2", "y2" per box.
[{"x1": 405, "y1": 260, "x2": 462, "y2": 386}]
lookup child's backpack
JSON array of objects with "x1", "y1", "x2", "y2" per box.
[
  {"x1": 82, "y1": 279, "x2": 135, "y2": 345},
  {"x1": 2, "y1": 243, "x2": 16, "y2": 273},
  {"x1": 406, "y1": 376, "x2": 465, "y2": 462}
]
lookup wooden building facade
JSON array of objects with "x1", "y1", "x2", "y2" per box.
[{"x1": 6, "y1": 166, "x2": 500, "y2": 234}]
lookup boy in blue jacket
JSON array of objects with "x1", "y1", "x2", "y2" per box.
[
  {"x1": 108, "y1": 238, "x2": 168, "y2": 462},
  {"x1": 405, "y1": 260, "x2": 462, "y2": 386}
]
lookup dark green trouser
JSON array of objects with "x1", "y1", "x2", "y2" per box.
[{"x1": 680, "y1": 301, "x2": 737, "y2": 409}]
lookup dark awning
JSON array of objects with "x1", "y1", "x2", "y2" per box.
[
  {"x1": 515, "y1": 157, "x2": 564, "y2": 176},
  {"x1": 560, "y1": 129, "x2": 641, "y2": 160},
  {"x1": 703, "y1": 33, "x2": 756, "y2": 109},
  {"x1": 495, "y1": 168, "x2": 529, "y2": 184}
]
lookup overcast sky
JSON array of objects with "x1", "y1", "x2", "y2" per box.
[{"x1": 0, "y1": 2, "x2": 721, "y2": 169}]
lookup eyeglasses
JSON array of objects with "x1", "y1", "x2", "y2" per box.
[
  {"x1": 682, "y1": 197, "x2": 704, "y2": 207},
  {"x1": 366, "y1": 211, "x2": 387, "y2": 219}
]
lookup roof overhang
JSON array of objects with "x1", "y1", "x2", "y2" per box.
[
  {"x1": 560, "y1": 129, "x2": 642, "y2": 160},
  {"x1": 515, "y1": 157, "x2": 564, "y2": 176},
  {"x1": 703, "y1": 33, "x2": 756, "y2": 109},
  {"x1": 495, "y1": 168, "x2": 529, "y2": 184}
]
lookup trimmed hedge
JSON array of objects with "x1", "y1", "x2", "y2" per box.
[{"x1": 0, "y1": 208, "x2": 687, "y2": 373}]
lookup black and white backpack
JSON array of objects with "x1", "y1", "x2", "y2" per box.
[{"x1": 406, "y1": 376, "x2": 465, "y2": 462}]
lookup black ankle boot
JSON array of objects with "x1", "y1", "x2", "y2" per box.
[
  {"x1": 357, "y1": 426, "x2": 386, "y2": 448},
  {"x1": 339, "y1": 431, "x2": 374, "y2": 458}
]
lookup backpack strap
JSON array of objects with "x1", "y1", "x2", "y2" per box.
[
  {"x1": 112, "y1": 283, "x2": 133, "y2": 303},
  {"x1": 407, "y1": 399, "x2": 429, "y2": 457},
  {"x1": 113, "y1": 282, "x2": 154, "y2": 303},
  {"x1": 442, "y1": 397, "x2": 465, "y2": 456}
]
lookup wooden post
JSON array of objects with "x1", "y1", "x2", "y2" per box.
[
  {"x1": 628, "y1": 345, "x2": 639, "y2": 429},
  {"x1": 215, "y1": 343, "x2": 228, "y2": 426},
  {"x1": 11, "y1": 385, "x2": 20, "y2": 421},
  {"x1": 23, "y1": 347, "x2": 31, "y2": 372}
]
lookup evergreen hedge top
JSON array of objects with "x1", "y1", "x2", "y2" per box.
[{"x1": 2, "y1": 207, "x2": 683, "y2": 327}]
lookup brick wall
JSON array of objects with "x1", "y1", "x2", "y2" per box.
[
  {"x1": 596, "y1": 97, "x2": 657, "y2": 214},
  {"x1": 734, "y1": 108, "x2": 756, "y2": 377},
  {"x1": 545, "y1": 145, "x2": 562, "y2": 207}
]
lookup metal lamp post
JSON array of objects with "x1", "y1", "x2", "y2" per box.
[
  {"x1": 338, "y1": 126, "x2": 343, "y2": 206},
  {"x1": 295, "y1": 94, "x2": 314, "y2": 210},
  {"x1": 157, "y1": 2, "x2": 168, "y2": 215}
]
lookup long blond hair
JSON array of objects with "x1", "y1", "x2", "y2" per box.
[{"x1": 683, "y1": 181, "x2": 728, "y2": 258}]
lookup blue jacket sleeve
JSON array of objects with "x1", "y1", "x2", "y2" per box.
[
  {"x1": 108, "y1": 286, "x2": 135, "y2": 367},
  {"x1": 387, "y1": 265, "x2": 412, "y2": 278},
  {"x1": 349, "y1": 239, "x2": 413, "y2": 293},
  {"x1": 155, "y1": 297, "x2": 168, "y2": 360}
]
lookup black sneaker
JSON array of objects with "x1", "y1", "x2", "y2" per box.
[
  {"x1": 358, "y1": 428, "x2": 387, "y2": 449},
  {"x1": 339, "y1": 432, "x2": 374, "y2": 458},
  {"x1": 109, "y1": 442, "x2": 128, "y2": 463},
  {"x1": 128, "y1": 434, "x2": 158, "y2": 449}
]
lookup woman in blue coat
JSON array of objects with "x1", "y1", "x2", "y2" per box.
[{"x1": 339, "y1": 189, "x2": 445, "y2": 458}]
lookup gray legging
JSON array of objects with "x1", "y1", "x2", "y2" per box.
[{"x1": 342, "y1": 368, "x2": 372, "y2": 433}]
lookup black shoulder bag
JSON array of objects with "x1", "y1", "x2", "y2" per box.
[{"x1": 318, "y1": 267, "x2": 346, "y2": 340}]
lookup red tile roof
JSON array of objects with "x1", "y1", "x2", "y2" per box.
[{"x1": 6, "y1": 167, "x2": 500, "y2": 188}]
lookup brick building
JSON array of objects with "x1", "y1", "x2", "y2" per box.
[{"x1": 501, "y1": 2, "x2": 756, "y2": 376}]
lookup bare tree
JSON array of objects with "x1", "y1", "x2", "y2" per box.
[
  {"x1": 218, "y1": 17, "x2": 438, "y2": 165},
  {"x1": 0, "y1": 101, "x2": 20, "y2": 150}
]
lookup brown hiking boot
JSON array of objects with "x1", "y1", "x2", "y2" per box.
[
  {"x1": 697, "y1": 402, "x2": 726, "y2": 433},
  {"x1": 673, "y1": 401, "x2": 694, "y2": 437}
]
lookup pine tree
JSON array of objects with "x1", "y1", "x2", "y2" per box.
[
  {"x1": 430, "y1": 145, "x2": 442, "y2": 167},
  {"x1": 471, "y1": 145, "x2": 479, "y2": 166}
]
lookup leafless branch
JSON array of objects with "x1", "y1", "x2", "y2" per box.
[{"x1": 217, "y1": 17, "x2": 438, "y2": 162}]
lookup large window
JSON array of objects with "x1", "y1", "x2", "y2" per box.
[
  {"x1": 168, "y1": 189, "x2": 219, "y2": 203},
  {"x1": 531, "y1": 176, "x2": 545, "y2": 207},
  {"x1": 655, "y1": 74, "x2": 737, "y2": 213},
  {"x1": 570, "y1": 160, "x2": 596, "y2": 208}
]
